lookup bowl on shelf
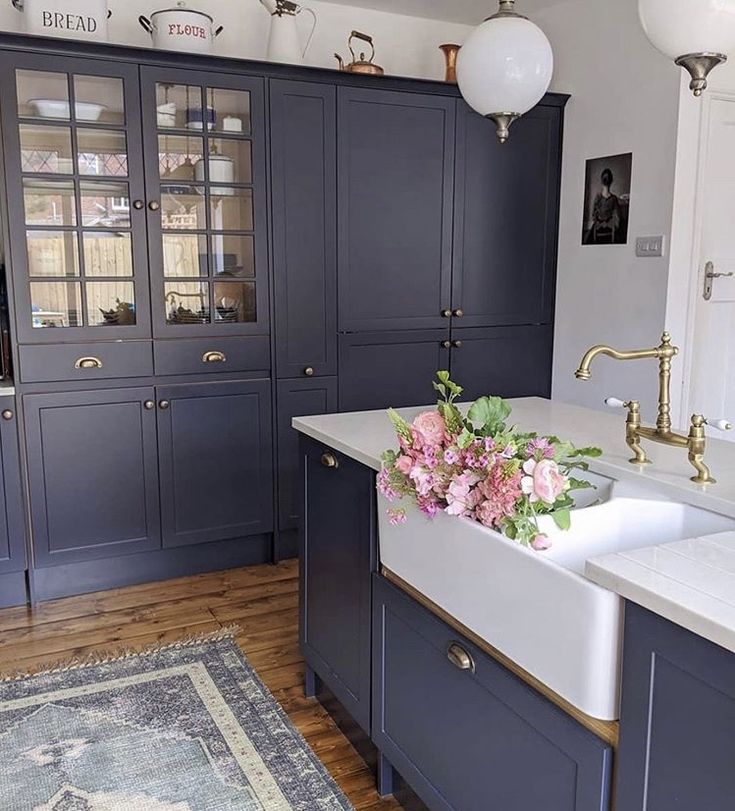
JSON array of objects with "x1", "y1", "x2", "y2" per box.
[
  {"x1": 186, "y1": 107, "x2": 216, "y2": 131},
  {"x1": 29, "y1": 99, "x2": 107, "y2": 121}
]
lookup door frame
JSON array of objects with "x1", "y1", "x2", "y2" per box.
[{"x1": 665, "y1": 82, "x2": 735, "y2": 427}]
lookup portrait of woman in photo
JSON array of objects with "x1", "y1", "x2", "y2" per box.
[{"x1": 582, "y1": 153, "x2": 632, "y2": 245}]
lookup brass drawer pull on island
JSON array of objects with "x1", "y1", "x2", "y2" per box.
[
  {"x1": 202, "y1": 350, "x2": 227, "y2": 364},
  {"x1": 447, "y1": 642, "x2": 475, "y2": 673},
  {"x1": 75, "y1": 356, "x2": 103, "y2": 370},
  {"x1": 321, "y1": 452, "x2": 339, "y2": 469}
]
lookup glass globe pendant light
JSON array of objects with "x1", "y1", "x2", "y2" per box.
[
  {"x1": 456, "y1": 0, "x2": 554, "y2": 144},
  {"x1": 639, "y1": 0, "x2": 735, "y2": 96}
]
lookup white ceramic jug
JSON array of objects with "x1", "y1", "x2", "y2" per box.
[{"x1": 259, "y1": 0, "x2": 316, "y2": 65}]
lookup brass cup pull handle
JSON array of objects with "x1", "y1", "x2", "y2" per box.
[
  {"x1": 75, "y1": 356, "x2": 103, "y2": 370},
  {"x1": 452, "y1": 308, "x2": 464, "y2": 318},
  {"x1": 159, "y1": 400, "x2": 170, "y2": 410},
  {"x1": 202, "y1": 350, "x2": 226, "y2": 364},
  {"x1": 304, "y1": 366, "x2": 315, "y2": 377},
  {"x1": 321, "y1": 452, "x2": 339, "y2": 469},
  {"x1": 1, "y1": 410, "x2": 13, "y2": 421},
  {"x1": 447, "y1": 642, "x2": 475, "y2": 673},
  {"x1": 143, "y1": 400, "x2": 155, "y2": 411}
]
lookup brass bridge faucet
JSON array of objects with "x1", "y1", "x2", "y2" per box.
[{"x1": 574, "y1": 332, "x2": 732, "y2": 485}]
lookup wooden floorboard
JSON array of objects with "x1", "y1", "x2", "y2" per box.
[{"x1": 0, "y1": 560, "x2": 400, "y2": 810}]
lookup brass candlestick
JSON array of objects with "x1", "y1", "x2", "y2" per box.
[{"x1": 439, "y1": 44, "x2": 460, "y2": 83}]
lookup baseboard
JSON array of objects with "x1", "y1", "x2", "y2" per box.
[
  {"x1": 29, "y1": 534, "x2": 273, "y2": 601},
  {"x1": 0, "y1": 570, "x2": 27, "y2": 607},
  {"x1": 274, "y1": 528, "x2": 299, "y2": 561}
]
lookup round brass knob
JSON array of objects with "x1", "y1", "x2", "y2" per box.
[
  {"x1": 159, "y1": 399, "x2": 170, "y2": 410},
  {"x1": 144, "y1": 400, "x2": 155, "y2": 411},
  {"x1": 321, "y1": 452, "x2": 339, "y2": 469},
  {"x1": 441, "y1": 340, "x2": 451, "y2": 349},
  {"x1": 452, "y1": 340, "x2": 463, "y2": 348},
  {"x1": 132, "y1": 200, "x2": 145, "y2": 210},
  {"x1": 1, "y1": 410, "x2": 13, "y2": 421},
  {"x1": 304, "y1": 367, "x2": 315, "y2": 377},
  {"x1": 452, "y1": 309, "x2": 464, "y2": 318},
  {"x1": 441, "y1": 309, "x2": 452, "y2": 318},
  {"x1": 148, "y1": 200, "x2": 161, "y2": 212}
]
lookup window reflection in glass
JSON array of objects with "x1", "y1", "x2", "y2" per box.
[
  {"x1": 87, "y1": 281, "x2": 135, "y2": 326},
  {"x1": 210, "y1": 88, "x2": 251, "y2": 135},
  {"x1": 16, "y1": 70, "x2": 70, "y2": 119},
  {"x1": 161, "y1": 185, "x2": 206, "y2": 230},
  {"x1": 23, "y1": 179, "x2": 76, "y2": 226},
  {"x1": 74, "y1": 75, "x2": 125, "y2": 126},
  {"x1": 155, "y1": 83, "x2": 204, "y2": 130},
  {"x1": 77, "y1": 129, "x2": 128, "y2": 176},
  {"x1": 210, "y1": 187, "x2": 253, "y2": 231},
  {"x1": 26, "y1": 230, "x2": 80, "y2": 277},
  {"x1": 158, "y1": 135, "x2": 203, "y2": 181},
  {"x1": 20, "y1": 124, "x2": 74, "y2": 174},
  {"x1": 165, "y1": 282, "x2": 210, "y2": 325},
  {"x1": 83, "y1": 232, "x2": 133, "y2": 277},
  {"x1": 214, "y1": 281, "x2": 256, "y2": 323},
  {"x1": 30, "y1": 281, "x2": 82, "y2": 328},
  {"x1": 211, "y1": 234, "x2": 255, "y2": 278},
  {"x1": 162, "y1": 233, "x2": 207, "y2": 277},
  {"x1": 206, "y1": 139, "x2": 252, "y2": 184},
  {"x1": 80, "y1": 181, "x2": 131, "y2": 228}
]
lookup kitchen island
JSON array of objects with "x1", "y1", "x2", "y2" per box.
[{"x1": 294, "y1": 397, "x2": 735, "y2": 811}]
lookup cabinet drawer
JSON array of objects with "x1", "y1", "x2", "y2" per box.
[
  {"x1": 19, "y1": 342, "x2": 153, "y2": 383},
  {"x1": 154, "y1": 337, "x2": 270, "y2": 376},
  {"x1": 372, "y1": 575, "x2": 613, "y2": 811}
]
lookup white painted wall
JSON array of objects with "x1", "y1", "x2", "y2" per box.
[
  {"x1": 0, "y1": 0, "x2": 471, "y2": 81},
  {"x1": 534, "y1": 0, "x2": 682, "y2": 415}
]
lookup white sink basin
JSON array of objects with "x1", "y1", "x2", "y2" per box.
[{"x1": 378, "y1": 475, "x2": 735, "y2": 721}]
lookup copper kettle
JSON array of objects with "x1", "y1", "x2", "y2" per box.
[{"x1": 335, "y1": 31, "x2": 384, "y2": 75}]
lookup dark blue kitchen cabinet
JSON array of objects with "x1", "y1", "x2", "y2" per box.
[
  {"x1": 451, "y1": 103, "x2": 562, "y2": 329},
  {"x1": 0, "y1": 400, "x2": 28, "y2": 607},
  {"x1": 449, "y1": 325, "x2": 554, "y2": 401},
  {"x1": 270, "y1": 80, "x2": 337, "y2": 380},
  {"x1": 157, "y1": 379, "x2": 273, "y2": 549},
  {"x1": 24, "y1": 388, "x2": 161, "y2": 567},
  {"x1": 373, "y1": 575, "x2": 613, "y2": 811},
  {"x1": 337, "y1": 88, "x2": 455, "y2": 333},
  {"x1": 338, "y1": 330, "x2": 450, "y2": 412},
  {"x1": 276, "y1": 376, "x2": 337, "y2": 535},
  {"x1": 300, "y1": 436, "x2": 376, "y2": 734},
  {"x1": 616, "y1": 602, "x2": 735, "y2": 811}
]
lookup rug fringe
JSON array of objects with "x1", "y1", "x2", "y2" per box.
[{"x1": 0, "y1": 624, "x2": 241, "y2": 683}]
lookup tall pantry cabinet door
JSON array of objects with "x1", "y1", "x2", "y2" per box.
[
  {"x1": 24, "y1": 388, "x2": 161, "y2": 567},
  {"x1": 270, "y1": 80, "x2": 337, "y2": 379},
  {"x1": 337, "y1": 87, "x2": 455, "y2": 332},
  {"x1": 452, "y1": 103, "x2": 563, "y2": 328}
]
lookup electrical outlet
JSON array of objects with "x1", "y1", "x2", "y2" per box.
[{"x1": 635, "y1": 236, "x2": 666, "y2": 258}]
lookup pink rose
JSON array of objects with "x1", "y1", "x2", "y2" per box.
[
  {"x1": 531, "y1": 533, "x2": 552, "y2": 551},
  {"x1": 412, "y1": 411, "x2": 447, "y2": 447},
  {"x1": 395, "y1": 455, "x2": 413, "y2": 475},
  {"x1": 521, "y1": 459, "x2": 568, "y2": 505},
  {"x1": 445, "y1": 472, "x2": 481, "y2": 516}
]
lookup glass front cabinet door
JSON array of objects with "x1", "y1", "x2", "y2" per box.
[
  {"x1": 1, "y1": 53, "x2": 151, "y2": 343},
  {"x1": 141, "y1": 68, "x2": 268, "y2": 337}
]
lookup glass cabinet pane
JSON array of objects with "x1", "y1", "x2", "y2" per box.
[
  {"x1": 214, "y1": 281, "x2": 255, "y2": 323},
  {"x1": 20, "y1": 124, "x2": 73, "y2": 173},
  {"x1": 211, "y1": 234, "x2": 255, "y2": 278},
  {"x1": 165, "y1": 282, "x2": 210, "y2": 325},
  {"x1": 210, "y1": 188, "x2": 253, "y2": 231},
  {"x1": 80, "y1": 181, "x2": 131, "y2": 227},
  {"x1": 210, "y1": 88, "x2": 251, "y2": 135},
  {"x1": 74, "y1": 75, "x2": 125, "y2": 126},
  {"x1": 23, "y1": 179, "x2": 76, "y2": 226},
  {"x1": 26, "y1": 231, "x2": 80, "y2": 277},
  {"x1": 155, "y1": 83, "x2": 204, "y2": 129},
  {"x1": 77, "y1": 129, "x2": 128, "y2": 176},
  {"x1": 207, "y1": 139, "x2": 252, "y2": 184},
  {"x1": 31, "y1": 281, "x2": 82, "y2": 327},
  {"x1": 83, "y1": 231, "x2": 133, "y2": 277},
  {"x1": 161, "y1": 185, "x2": 206, "y2": 230},
  {"x1": 17, "y1": 70, "x2": 70, "y2": 119},
  {"x1": 159, "y1": 134, "x2": 204, "y2": 181},
  {"x1": 87, "y1": 281, "x2": 136, "y2": 326},
  {"x1": 162, "y1": 233, "x2": 207, "y2": 277}
]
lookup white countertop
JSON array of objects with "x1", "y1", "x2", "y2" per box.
[{"x1": 294, "y1": 397, "x2": 735, "y2": 653}]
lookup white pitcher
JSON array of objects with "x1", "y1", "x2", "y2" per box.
[{"x1": 259, "y1": 0, "x2": 316, "y2": 65}]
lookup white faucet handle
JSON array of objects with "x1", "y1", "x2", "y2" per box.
[
  {"x1": 605, "y1": 397, "x2": 627, "y2": 409},
  {"x1": 707, "y1": 418, "x2": 733, "y2": 432}
]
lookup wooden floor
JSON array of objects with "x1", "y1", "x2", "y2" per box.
[{"x1": 0, "y1": 561, "x2": 401, "y2": 811}]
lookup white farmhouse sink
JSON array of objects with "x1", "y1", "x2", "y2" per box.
[{"x1": 378, "y1": 475, "x2": 735, "y2": 721}]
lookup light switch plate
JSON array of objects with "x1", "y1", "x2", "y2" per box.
[{"x1": 635, "y1": 235, "x2": 666, "y2": 257}]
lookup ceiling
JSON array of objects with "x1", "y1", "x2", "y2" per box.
[{"x1": 316, "y1": 0, "x2": 561, "y2": 25}]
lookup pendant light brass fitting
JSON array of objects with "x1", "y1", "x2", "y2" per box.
[
  {"x1": 675, "y1": 52, "x2": 728, "y2": 96},
  {"x1": 488, "y1": 0, "x2": 528, "y2": 21},
  {"x1": 486, "y1": 112, "x2": 520, "y2": 144}
]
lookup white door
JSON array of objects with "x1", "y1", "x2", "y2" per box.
[{"x1": 689, "y1": 96, "x2": 735, "y2": 439}]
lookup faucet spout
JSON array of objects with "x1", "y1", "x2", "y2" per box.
[{"x1": 574, "y1": 344, "x2": 663, "y2": 380}]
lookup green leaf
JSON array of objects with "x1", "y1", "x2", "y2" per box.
[
  {"x1": 467, "y1": 396, "x2": 512, "y2": 435},
  {"x1": 567, "y1": 477, "x2": 594, "y2": 491},
  {"x1": 551, "y1": 508, "x2": 571, "y2": 531},
  {"x1": 571, "y1": 446, "x2": 603, "y2": 458},
  {"x1": 387, "y1": 408, "x2": 412, "y2": 442},
  {"x1": 456, "y1": 427, "x2": 475, "y2": 449}
]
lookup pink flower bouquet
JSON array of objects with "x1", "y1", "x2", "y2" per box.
[{"x1": 378, "y1": 372, "x2": 602, "y2": 550}]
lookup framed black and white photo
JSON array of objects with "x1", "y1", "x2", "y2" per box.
[{"x1": 581, "y1": 152, "x2": 632, "y2": 245}]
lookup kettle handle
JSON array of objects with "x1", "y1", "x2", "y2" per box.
[
  {"x1": 214, "y1": 25, "x2": 223, "y2": 37},
  {"x1": 349, "y1": 30, "x2": 375, "y2": 63},
  {"x1": 138, "y1": 15, "x2": 154, "y2": 34},
  {"x1": 297, "y1": 6, "x2": 317, "y2": 57},
  {"x1": 11, "y1": 0, "x2": 22, "y2": 11}
]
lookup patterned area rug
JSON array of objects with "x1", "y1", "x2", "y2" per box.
[{"x1": 0, "y1": 629, "x2": 354, "y2": 810}]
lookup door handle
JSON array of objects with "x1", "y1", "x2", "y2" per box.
[
  {"x1": 321, "y1": 452, "x2": 339, "y2": 469},
  {"x1": 441, "y1": 340, "x2": 451, "y2": 349},
  {"x1": 704, "y1": 261, "x2": 735, "y2": 300},
  {"x1": 304, "y1": 366, "x2": 315, "y2": 377},
  {"x1": 447, "y1": 642, "x2": 475, "y2": 673},
  {"x1": 451, "y1": 340, "x2": 463, "y2": 348},
  {"x1": 452, "y1": 308, "x2": 464, "y2": 318},
  {"x1": 159, "y1": 400, "x2": 170, "y2": 410},
  {"x1": 148, "y1": 200, "x2": 161, "y2": 212},
  {"x1": 1, "y1": 410, "x2": 13, "y2": 421},
  {"x1": 143, "y1": 400, "x2": 156, "y2": 411}
]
